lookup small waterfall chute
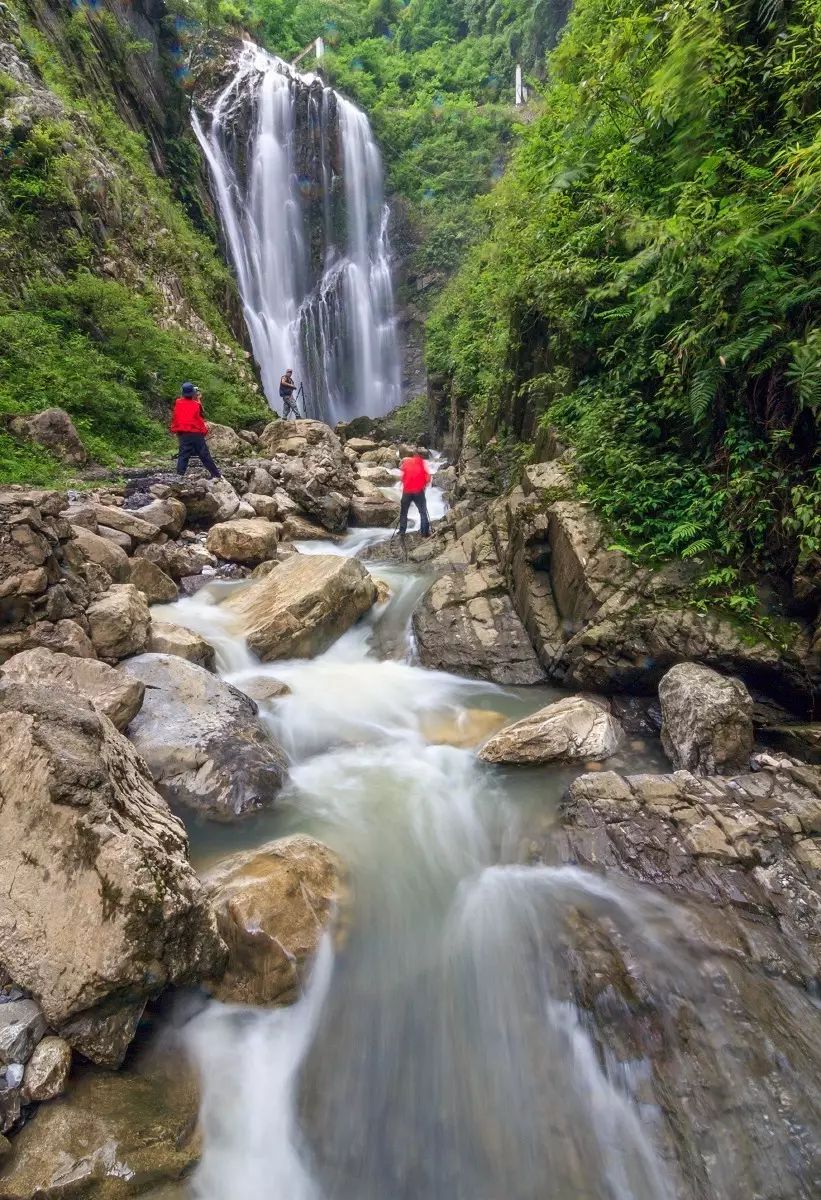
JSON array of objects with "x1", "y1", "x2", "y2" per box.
[{"x1": 193, "y1": 43, "x2": 402, "y2": 423}]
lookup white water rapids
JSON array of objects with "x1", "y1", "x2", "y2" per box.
[
  {"x1": 143, "y1": 466, "x2": 714, "y2": 1200},
  {"x1": 193, "y1": 43, "x2": 401, "y2": 423}
]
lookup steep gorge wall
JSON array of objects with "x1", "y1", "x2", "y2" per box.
[{"x1": 0, "y1": 0, "x2": 247, "y2": 344}]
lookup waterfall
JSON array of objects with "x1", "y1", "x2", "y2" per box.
[{"x1": 192, "y1": 43, "x2": 402, "y2": 424}]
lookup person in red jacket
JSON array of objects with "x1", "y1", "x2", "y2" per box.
[
  {"x1": 170, "y1": 383, "x2": 221, "y2": 479},
  {"x1": 399, "y1": 452, "x2": 431, "y2": 537}
]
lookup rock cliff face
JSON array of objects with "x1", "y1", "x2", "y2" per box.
[{"x1": 406, "y1": 444, "x2": 819, "y2": 717}]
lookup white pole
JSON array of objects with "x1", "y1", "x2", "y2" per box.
[
  {"x1": 515, "y1": 64, "x2": 523, "y2": 106},
  {"x1": 315, "y1": 36, "x2": 325, "y2": 60}
]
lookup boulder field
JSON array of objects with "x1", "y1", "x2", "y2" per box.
[
  {"x1": 0, "y1": 419, "x2": 400, "y2": 1148},
  {"x1": 0, "y1": 415, "x2": 818, "y2": 1193}
]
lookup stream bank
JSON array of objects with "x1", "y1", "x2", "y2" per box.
[{"x1": 0, "y1": 419, "x2": 818, "y2": 1199}]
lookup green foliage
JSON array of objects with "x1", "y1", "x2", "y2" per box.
[
  {"x1": 0, "y1": 1, "x2": 262, "y2": 480},
  {"x1": 428, "y1": 0, "x2": 821, "y2": 592},
  {"x1": 382, "y1": 393, "x2": 430, "y2": 441},
  {"x1": 0, "y1": 276, "x2": 264, "y2": 472}
]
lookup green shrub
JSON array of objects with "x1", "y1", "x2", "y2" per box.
[{"x1": 0, "y1": 276, "x2": 265, "y2": 476}]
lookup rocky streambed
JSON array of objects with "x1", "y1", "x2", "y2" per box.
[{"x1": 0, "y1": 418, "x2": 818, "y2": 1199}]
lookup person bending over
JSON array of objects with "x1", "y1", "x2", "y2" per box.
[
  {"x1": 170, "y1": 382, "x2": 221, "y2": 478},
  {"x1": 399, "y1": 451, "x2": 431, "y2": 537},
  {"x1": 280, "y1": 369, "x2": 300, "y2": 419}
]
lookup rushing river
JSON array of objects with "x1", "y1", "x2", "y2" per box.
[{"x1": 143, "y1": 470, "x2": 819, "y2": 1200}]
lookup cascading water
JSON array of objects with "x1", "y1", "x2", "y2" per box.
[
  {"x1": 144, "y1": 472, "x2": 821, "y2": 1200},
  {"x1": 193, "y1": 44, "x2": 401, "y2": 423}
]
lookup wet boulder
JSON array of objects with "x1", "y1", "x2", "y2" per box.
[
  {"x1": 0, "y1": 681, "x2": 225, "y2": 1066},
  {"x1": 204, "y1": 835, "x2": 342, "y2": 1006},
  {"x1": 0, "y1": 646, "x2": 144, "y2": 730},
  {"x1": 478, "y1": 695, "x2": 624, "y2": 765},
  {"x1": 86, "y1": 583, "x2": 151, "y2": 662},
  {"x1": 222, "y1": 553, "x2": 377, "y2": 661},
  {"x1": 412, "y1": 565, "x2": 546, "y2": 686},
  {"x1": 120, "y1": 653, "x2": 288, "y2": 819},
  {"x1": 206, "y1": 516, "x2": 279, "y2": 565},
  {"x1": 0, "y1": 1000, "x2": 47, "y2": 1068},
  {"x1": 0, "y1": 1053, "x2": 200, "y2": 1198},
  {"x1": 659, "y1": 662, "x2": 754, "y2": 775}
]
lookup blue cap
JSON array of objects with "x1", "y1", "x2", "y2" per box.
[{"x1": 181, "y1": 382, "x2": 195, "y2": 397}]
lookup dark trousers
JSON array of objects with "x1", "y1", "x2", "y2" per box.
[
  {"x1": 400, "y1": 490, "x2": 430, "y2": 536},
  {"x1": 282, "y1": 397, "x2": 299, "y2": 419},
  {"x1": 176, "y1": 433, "x2": 220, "y2": 478}
]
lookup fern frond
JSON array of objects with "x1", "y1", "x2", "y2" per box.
[{"x1": 688, "y1": 366, "x2": 718, "y2": 423}]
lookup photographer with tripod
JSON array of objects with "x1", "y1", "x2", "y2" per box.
[{"x1": 279, "y1": 368, "x2": 302, "y2": 419}]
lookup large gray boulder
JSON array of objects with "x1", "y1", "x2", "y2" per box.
[
  {"x1": 478, "y1": 695, "x2": 623, "y2": 765},
  {"x1": 0, "y1": 646, "x2": 144, "y2": 730},
  {"x1": 412, "y1": 564, "x2": 546, "y2": 686},
  {"x1": 204, "y1": 835, "x2": 342, "y2": 1006},
  {"x1": 0, "y1": 681, "x2": 225, "y2": 1066},
  {"x1": 222, "y1": 554, "x2": 377, "y2": 661},
  {"x1": 659, "y1": 662, "x2": 754, "y2": 775},
  {"x1": 120, "y1": 654, "x2": 288, "y2": 819}
]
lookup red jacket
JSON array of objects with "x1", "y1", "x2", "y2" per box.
[
  {"x1": 170, "y1": 396, "x2": 208, "y2": 435},
  {"x1": 401, "y1": 455, "x2": 429, "y2": 494}
]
